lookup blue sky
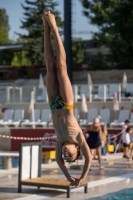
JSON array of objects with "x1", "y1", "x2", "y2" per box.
[{"x1": 0, "y1": 0, "x2": 98, "y2": 41}]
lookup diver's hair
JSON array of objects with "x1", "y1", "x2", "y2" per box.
[{"x1": 66, "y1": 148, "x2": 80, "y2": 163}]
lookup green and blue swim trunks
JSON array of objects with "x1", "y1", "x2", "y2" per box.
[{"x1": 50, "y1": 94, "x2": 74, "y2": 110}]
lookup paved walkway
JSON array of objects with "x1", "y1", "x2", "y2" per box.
[{"x1": 0, "y1": 153, "x2": 133, "y2": 200}]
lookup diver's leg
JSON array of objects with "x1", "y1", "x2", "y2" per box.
[
  {"x1": 44, "y1": 11, "x2": 73, "y2": 104},
  {"x1": 42, "y1": 13, "x2": 59, "y2": 104}
]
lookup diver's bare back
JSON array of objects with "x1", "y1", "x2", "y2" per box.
[{"x1": 52, "y1": 109, "x2": 81, "y2": 143}]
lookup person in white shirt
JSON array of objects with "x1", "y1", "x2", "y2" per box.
[
  {"x1": 122, "y1": 126, "x2": 132, "y2": 159},
  {"x1": 122, "y1": 120, "x2": 130, "y2": 158}
]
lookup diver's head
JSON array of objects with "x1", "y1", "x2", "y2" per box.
[{"x1": 62, "y1": 141, "x2": 80, "y2": 162}]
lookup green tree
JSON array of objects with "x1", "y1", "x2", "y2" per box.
[
  {"x1": 0, "y1": 50, "x2": 14, "y2": 65},
  {"x1": 11, "y1": 51, "x2": 31, "y2": 67},
  {"x1": 80, "y1": 0, "x2": 133, "y2": 68},
  {"x1": 90, "y1": 52, "x2": 107, "y2": 70},
  {"x1": 0, "y1": 27, "x2": 9, "y2": 44},
  {"x1": 0, "y1": 9, "x2": 12, "y2": 65},
  {"x1": 72, "y1": 38, "x2": 85, "y2": 70},
  {"x1": 11, "y1": 38, "x2": 32, "y2": 67},
  {"x1": 0, "y1": 8, "x2": 10, "y2": 44},
  {"x1": 19, "y1": 0, "x2": 63, "y2": 66},
  {"x1": 0, "y1": 8, "x2": 10, "y2": 32}
]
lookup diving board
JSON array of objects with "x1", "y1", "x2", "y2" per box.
[{"x1": 18, "y1": 142, "x2": 88, "y2": 198}]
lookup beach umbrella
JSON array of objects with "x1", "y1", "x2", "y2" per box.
[
  {"x1": 113, "y1": 92, "x2": 119, "y2": 111},
  {"x1": 81, "y1": 94, "x2": 88, "y2": 120},
  {"x1": 29, "y1": 91, "x2": 35, "y2": 128},
  {"x1": 122, "y1": 73, "x2": 127, "y2": 91},
  {"x1": 113, "y1": 93, "x2": 120, "y2": 153},
  {"x1": 87, "y1": 73, "x2": 93, "y2": 91},
  {"x1": 113, "y1": 92, "x2": 119, "y2": 122},
  {"x1": 81, "y1": 94, "x2": 88, "y2": 114},
  {"x1": 87, "y1": 73, "x2": 93, "y2": 100},
  {"x1": 38, "y1": 73, "x2": 44, "y2": 90}
]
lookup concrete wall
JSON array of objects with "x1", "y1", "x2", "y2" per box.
[
  {"x1": 0, "y1": 128, "x2": 11, "y2": 151},
  {"x1": 73, "y1": 70, "x2": 133, "y2": 83},
  {"x1": 2, "y1": 67, "x2": 133, "y2": 83}
]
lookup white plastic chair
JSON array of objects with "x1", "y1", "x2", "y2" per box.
[
  {"x1": 122, "y1": 84, "x2": 133, "y2": 100},
  {"x1": 8, "y1": 109, "x2": 24, "y2": 127},
  {"x1": 79, "y1": 108, "x2": 98, "y2": 126},
  {"x1": 0, "y1": 109, "x2": 14, "y2": 126},
  {"x1": 72, "y1": 85, "x2": 80, "y2": 102},
  {"x1": 36, "y1": 109, "x2": 51, "y2": 127},
  {"x1": 110, "y1": 109, "x2": 130, "y2": 127},
  {"x1": 93, "y1": 85, "x2": 108, "y2": 100},
  {"x1": 126, "y1": 84, "x2": 133, "y2": 94},
  {"x1": 80, "y1": 85, "x2": 89, "y2": 99},
  {"x1": 108, "y1": 84, "x2": 119, "y2": 98},
  {"x1": 117, "y1": 110, "x2": 130, "y2": 123},
  {"x1": 98, "y1": 85, "x2": 108, "y2": 99},
  {"x1": 22, "y1": 109, "x2": 41, "y2": 127},
  {"x1": 87, "y1": 108, "x2": 98, "y2": 124},
  {"x1": 77, "y1": 85, "x2": 89, "y2": 101},
  {"x1": 99, "y1": 108, "x2": 110, "y2": 125},
  {"x1": 36, "y1": 87, "x2": 47, "y2": 102}
]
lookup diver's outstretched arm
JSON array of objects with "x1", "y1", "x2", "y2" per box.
[
  {"x1": 70, "y1": 139, "x2": 92, "y2": 187},
  {"x1": 56, "y1": 141, "x2": 76, "y2": 182}
]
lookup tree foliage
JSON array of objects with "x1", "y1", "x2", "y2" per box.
[
  {"x1": 90, "y1": 52, "x2": 107, "y2": 70},
  {"x1": 0, "y1": 50, "x2": 14, "y2": 65},
  {"x1": 72, "y1": 38, "x2": 85, "y2": 70},
  {"x1": 0, "y1": 9, "x2": 12, "y2": 65},
  {"x1": 0, "y1": 27, "x2": 9, "y2": 44},
  {"x1": 0, "y1": 9, "x2": 10, "y2": 44},
  {"x1": 0, "y1": 9, "x2": 10, "y2": 32},
  {"x1": 11, "y1": 51, "x2": 31, "y2": 67},
  {"x1": 19, "y1": 0, "x2": 63, "y2": 66},
  {"x1": 80, "y1": 0, "x2": 133, "y2": 68}
]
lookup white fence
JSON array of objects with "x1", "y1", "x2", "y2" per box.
[{"x1": 0, "y1": 84, "x2": 133, "y2": 104}]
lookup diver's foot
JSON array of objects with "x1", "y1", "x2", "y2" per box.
[
  {"x1": 128, "y1": 158, "x2": 132, "y2": 161},
  {"x1": 44, "y1": 11, "x2": 57, "y2": 31},
  {"x1": 42, "y1": 13, "x2": 50, "y2": 31}
]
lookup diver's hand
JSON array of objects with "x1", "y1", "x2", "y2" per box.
[
  {"x1": 70, "y1": 178, "x2": 85, "y2": 187},
  {"x1": 67, "y1": 176, "x2": 76, "y2": 182}
]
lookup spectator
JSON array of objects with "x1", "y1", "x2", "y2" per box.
[
  {"x1": 122, "y1": 120, "x2": 130, "y2": 158},
  {"x1": 93, "y1": 115, "x2": 108, "y2": 158},
  {"x1": 83, "y1": 117, "x2": 104, "y2": 170},
  {"x1": 122, "y1": 127, "x2": 133, "y2": 159}
]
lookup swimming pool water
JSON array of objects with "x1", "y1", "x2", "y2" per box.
[
  {"x1": 89, "y1": 187, "x2": 133, "y2": 200},
  {"x1": 0, "y1": 157, "x2": 19, "y2": 169},
  {"x1": 0, "y1": 157, "x2": 44, "y2": 169}
]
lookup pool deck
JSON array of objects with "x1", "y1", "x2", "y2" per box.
[{"x1": 0, "y1": 153, "x2": 133, "y2": 200}]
